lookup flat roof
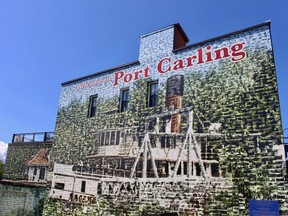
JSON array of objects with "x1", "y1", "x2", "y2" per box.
[{"x1": 62, "y1": 60, "x2": 139, "y2": 86}]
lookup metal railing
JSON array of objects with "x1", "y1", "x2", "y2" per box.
[
  {"x1": 12, "y1": 132, "x2": 54, "y2": 143},
  {"x1": 284, "y1": 137, "x2": 288, "y2": 159}
]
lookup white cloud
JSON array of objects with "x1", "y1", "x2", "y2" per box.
[{"x1": 0, "y1": 141, "x2": 8, "y2": 162}]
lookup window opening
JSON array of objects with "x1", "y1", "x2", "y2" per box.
[
  {"x1": 81, "y1": 181, "x2": 86, "y2": 193},
  {"x1": 211, "y1": 163, "x2": 220, "y2": 177},
  {"x1": 55, "y1": 182, "x2": 65, "y2": 189},
  {"x1": 39, "y1": 167, "x2": 45, "y2": 179},
  {"x1": 98, "y1": 130, "x2": 121, "y2": 146},
  {"x1": 120, "y1": 89, "x2": 129, "y2": 112},
  {"x1": 148, "y1": 81, "x2": 158, "y2": 107},
  {"x1": 33, "y1": 167, "x2": 37, "y2": 175},
  {"x1": 88, "y1": 95, "x2": 98, "y2": 117}
]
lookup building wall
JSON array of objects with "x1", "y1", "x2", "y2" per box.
[
  {"x1": 51, "y1": 23, "x2": 287, "y2": 214},
  {"x1": 0, "y1": 182, "x2": 49, "y2": 216},
  {"x1": 5, "y1": 142, "x2": 52, "y2": 180},
  {"x1": 27, "y1": 166, "x2": 49, "y2": 182}
]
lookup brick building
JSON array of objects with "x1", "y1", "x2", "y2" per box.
[
  {"x1": 1, "y1": 132, "x2": 53, "y2": 215},
  {"x1": 3, "y1": 22, "x2": 287, "y2": 215},
  {"x1": 4, "y1": 132, "x2": 54, "y2": 181},
  {"x1": 47, "y1": 22, "x2": 287, "y2": 215}
]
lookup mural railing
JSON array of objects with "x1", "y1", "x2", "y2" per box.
[{"x1": 12, "y1": 132, "x2": 54, "y2": 143}]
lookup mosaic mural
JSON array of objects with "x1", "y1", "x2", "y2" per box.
[{"x1": 50, "y1": 23, "x2": 287, "y2": 215}]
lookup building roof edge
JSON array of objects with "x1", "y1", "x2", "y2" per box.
[
  {"x1": 173, "y1": 21, "x2": 271, "y2": 52},
  {"x1": 62, "y1": 21, "x2": 271, "y2": 86},
  {"x1": 61, "y1": 60, "x2": 140, "y2": 86}
]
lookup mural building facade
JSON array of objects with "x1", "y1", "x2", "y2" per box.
[
  {"x1": 46, "y1": 23, "x2": 286, "y2": 215},
  {"x1": 47, "y1": 23, "x2": 286, "y2": 215},
  {"x1": 46, "y1": 22, "x2": 286, "y2": 215}
]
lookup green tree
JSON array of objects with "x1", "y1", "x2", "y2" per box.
[{"x1": 0, "y1": 159, "x2": 4, "y2": 180}]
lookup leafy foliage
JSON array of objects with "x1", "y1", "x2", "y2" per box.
[
  {"x1": 0, "y1": 159, "x2": 4, "y2": 180},
  {"x1": 51, "y1": 46, "x2": 284, "y2": 215}
]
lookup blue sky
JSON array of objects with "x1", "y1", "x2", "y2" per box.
[{"x1": 0, "y1": 0, "x2": 287, "y2": 160}]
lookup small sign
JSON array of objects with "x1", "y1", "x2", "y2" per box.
[{"x1": 249, "y1": 200, "x2": 280, "y2": 216}]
